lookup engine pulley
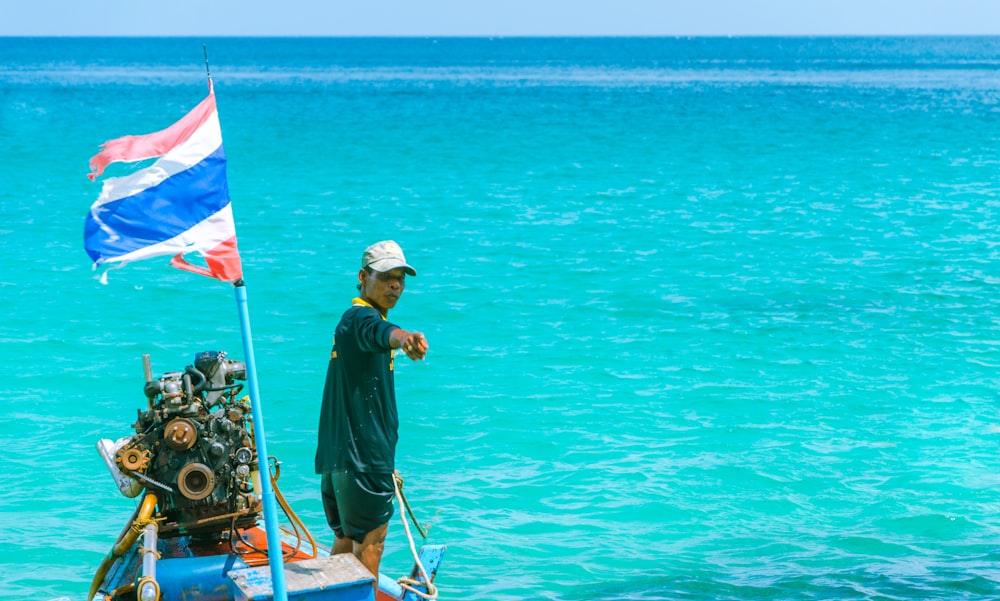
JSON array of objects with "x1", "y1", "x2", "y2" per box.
[
  {"x1": 163, "y1": 418, "x2": 198, "y2": 451},
  {"x1": 176, "y1": 462, "x2": 216, "y2": 501}
]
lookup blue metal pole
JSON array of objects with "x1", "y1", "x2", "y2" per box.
[{"x1": 234, "y1": 281, "x2": 288, "y2": 601}]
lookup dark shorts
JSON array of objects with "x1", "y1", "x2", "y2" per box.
[{"x1": 320, "y1": 470, "x2": 395, "y2": 543}]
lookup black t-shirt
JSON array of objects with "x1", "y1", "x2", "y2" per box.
[{"x1": 315, "y1": 301, "x2": 400, "y2": 474}]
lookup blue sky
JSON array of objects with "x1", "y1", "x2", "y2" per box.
[{"x1": 4, "y1": 0, "x2": 1000, "y2": 36}]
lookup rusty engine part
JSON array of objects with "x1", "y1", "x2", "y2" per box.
[{"x1": 114, "y1": 351, "x2": 262, "y2": 537}]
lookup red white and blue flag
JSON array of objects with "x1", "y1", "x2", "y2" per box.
[{"x1": 85, "y1": 82, "x2": 243, "y2": 283}]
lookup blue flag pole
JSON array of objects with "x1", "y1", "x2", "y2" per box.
[{"x1": 234, "y1": 279, "x2": 288, "y2": 601}]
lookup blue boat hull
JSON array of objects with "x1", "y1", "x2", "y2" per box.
[{"x1": 92, "y1": 524, "x2": 444, "y2": 601}]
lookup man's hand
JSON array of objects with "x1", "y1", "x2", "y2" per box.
[{"x1": 392, "y1": 329, "x2": 429, "y2": 361}]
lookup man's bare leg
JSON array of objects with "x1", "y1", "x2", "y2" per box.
[
  {"x1": 354, "y1": 523, "x2": 389, "y2": 591},
  {"x1": 333, "y1": 533, "x2": 353, "y2": 555}
]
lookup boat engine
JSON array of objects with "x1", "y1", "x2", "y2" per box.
[{"x1": 99, "y1": 351, "x2": 263, "y2": 538}]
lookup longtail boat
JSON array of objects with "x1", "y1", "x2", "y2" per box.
[{"x1": 86, "y1": 350, "x2": 443, "y2": 601}]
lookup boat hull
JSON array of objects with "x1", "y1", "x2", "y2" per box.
[{"x1": 92, "y1": 525, "x2": 442, "y2": 601}]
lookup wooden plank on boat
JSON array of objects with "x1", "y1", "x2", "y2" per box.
[{"x1": 229, "y1": 553, "x2": 376, "y2": 601}]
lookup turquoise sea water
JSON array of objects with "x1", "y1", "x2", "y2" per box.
[{"x1": 3, "y1": 36, "x2": 1000, "y2": 600}]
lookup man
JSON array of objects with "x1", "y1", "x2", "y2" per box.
[{"x1": 315, "y1": 240, "x2": 429, "y2": 585}]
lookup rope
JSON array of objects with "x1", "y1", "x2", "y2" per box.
[
  {"x1": 393, "y1": 471, "x2": 438, "y2": 600},
  {"x1": 395, "y1": 472, "x2": 429, "y2": 539},
  {"x1": 221, "y1": 456, "x2": 319, "y2": 568},
  {"x1": 270, "y1": 456, "x2": 319, "y2": 559},
  {"x1": 89, "y1": 493, "x2": 159, "y2": 601},
  {"x1": 129, "y1": 514, "x2": 163, "y2": 536}
]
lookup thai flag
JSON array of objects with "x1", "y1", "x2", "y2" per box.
[{"x1": 85, "y1": 82, "x2": 243, "y2": 283}]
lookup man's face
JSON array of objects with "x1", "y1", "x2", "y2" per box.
[{"x1": 360, "y1": 267, "x2": 407, "y2": 312}]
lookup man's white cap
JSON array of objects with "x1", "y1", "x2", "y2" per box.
[{"x1": 362, "y1": 240, "x2": 417, "y2": 276}]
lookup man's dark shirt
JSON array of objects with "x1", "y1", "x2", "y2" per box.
[{"x1": 315, "y1": 300, "x2": 400, "y2": 474}]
